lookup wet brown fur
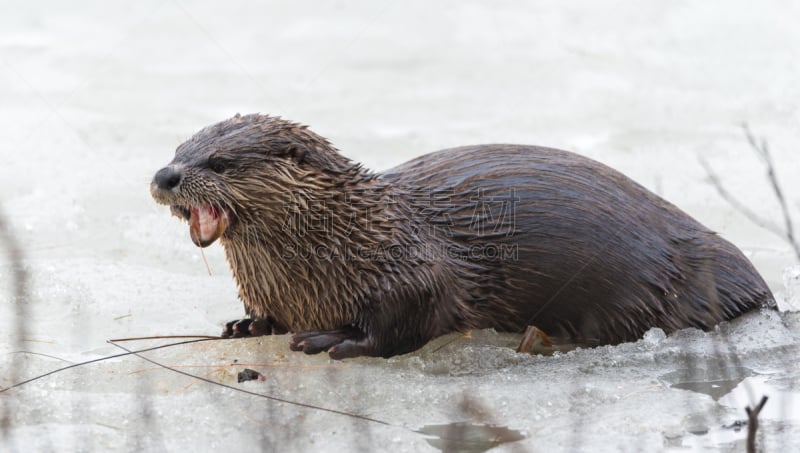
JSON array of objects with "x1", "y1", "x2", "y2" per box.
[{"x1": 151, "y1": 114, "x2": 774, "y2": 358}]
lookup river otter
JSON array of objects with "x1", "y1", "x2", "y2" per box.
[{"x1": 150, "y1": 113, "x2": 774, "y2": 359}]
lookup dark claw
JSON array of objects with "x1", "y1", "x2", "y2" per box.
[
  {"x1": 222, "y1": 319, "x2": 251, "y2": 338},
  {"x1": 221, "y1": 317, "x2": 287, "y2": 338}
]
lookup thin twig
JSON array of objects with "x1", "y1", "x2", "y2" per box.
[
  {"x1": 699, "y1": 125, "x2": 800, "y2": 260},
  {"x1": 699, "y1": 158, "x2": 783, "y2": 237},
  {"x1": 746, "y1": 395, "x2": 768, "y2": 453},
  {"x1": 0, "y1": 338, "x2": 214, "y2": 394},
  {"x1": 107, "y1": 340, "x2": 396, "y2": 428},
  {"x1": 109, "y1": 335, "x2": 222, "y2": 342},
  {"x1": 7, "y1": 351, "x2": 74, "y2": 364},
  {"x1": 742, "y1": 123, "x2": 800, "y2": 260}
]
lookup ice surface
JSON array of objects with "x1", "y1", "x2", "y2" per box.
[
  {"x1": 4, "y1": 317, "x2": 800, "y2": 452},
  {"x1": 2, "y1": 0, "x2": 800, "y2": 451},
  {"x1": 779, "y1": 265, "x2": 800, "y2": 311}
]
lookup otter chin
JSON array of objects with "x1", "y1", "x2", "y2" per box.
[{"x1": 150, "y1": 113, "x2": 774, "y2": 359}]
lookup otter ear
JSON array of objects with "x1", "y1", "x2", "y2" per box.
[
  {"x1": 272, "y1": 137, "x2": 309, "y2": 164},
  {"x1": 288, "y1": 143, "x2": 308, "y2": 164}
]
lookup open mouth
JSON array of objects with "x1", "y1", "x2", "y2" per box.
[{"x1": 171, "y1": 205, "x2": 231, "y2": 248}]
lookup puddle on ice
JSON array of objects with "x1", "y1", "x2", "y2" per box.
[
  {"x1": 659, "y1": 366, "x2": 800, "y2": 451},
  {"x1": 660, "y1": 366, "x2": 756, "y2": 400},
  {"x1": 417, "y1": 422, "x2": 525, "y2": 453}
]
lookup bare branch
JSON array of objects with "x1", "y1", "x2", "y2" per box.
[
  {"x1": 699, "y1": 157, "x2": 784, "y2": 238},
  {"x1": 0, "y1": 209, "x2": 29, "y2": 441},
  {"x1": 746, "y1": 395, "x2": 769, "y2": 453},
  {"x1": 699, "y1": 125, "x2": 800, "y2": 261},
  {"x1": 742, "y1": 123, "x2": 800, "y2": 260}
]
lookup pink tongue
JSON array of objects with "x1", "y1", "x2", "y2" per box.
[{"x1": 189, "y1": 206, "x2": 225, "y2": 247}]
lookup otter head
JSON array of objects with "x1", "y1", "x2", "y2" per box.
[{"x1": 150, "y1": 113, "x2": 358, "y2": 247}]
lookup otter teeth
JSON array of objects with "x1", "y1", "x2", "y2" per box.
[
  {"x1": 170, "y1": 205, "x2": 191, "y2": 221},
  {"x1": 189, "y1": 205, "x2": 229, "y2": 248}
]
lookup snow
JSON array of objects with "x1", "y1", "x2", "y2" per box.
[{"x1": 2, "y1": 0, "x2": 799, "y2": 451}]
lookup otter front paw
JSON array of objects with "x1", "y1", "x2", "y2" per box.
[
  {"x1": 221, "y1": 317, "x2": 287, "y2": 338},
  {"x1": 289, "y1": 326, "x2": 375, "y2": 359}
]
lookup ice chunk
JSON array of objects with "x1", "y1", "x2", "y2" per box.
[{"x1": 779, "y1": 265, "x2": 800, "y2": 311}]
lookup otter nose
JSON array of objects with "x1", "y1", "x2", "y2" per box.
[{"x1": 154, "y1": 166, "x2": 182, "y2": 190}]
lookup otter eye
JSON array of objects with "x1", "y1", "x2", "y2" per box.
[{"x1": 209, "y1": 158, "x2": 227, "y2": 174}]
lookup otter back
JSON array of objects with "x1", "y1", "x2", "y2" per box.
[{"x1": 383, "y1": 144, "x2": 773, "y2": 346}]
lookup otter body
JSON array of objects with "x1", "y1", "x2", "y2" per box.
[{"x1": 151, "y1": 114, "x2": 773, "y2": 359}]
